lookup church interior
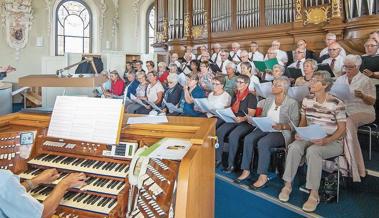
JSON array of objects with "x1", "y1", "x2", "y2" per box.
[{"x1": 0, "y1": 0, "x2": 379, "y2": 217}]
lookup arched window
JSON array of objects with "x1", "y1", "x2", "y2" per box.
[
  {"x1": 55, "y1": 0, "x2": 92, "y2": 56},
  {"x1": 146, "y1": 4, "x2": 155, "y2": 54}
]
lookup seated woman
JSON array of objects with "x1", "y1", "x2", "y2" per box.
[
  {"x1": 335, "y1": 55, "x2": 376, "y2": 181},
  {"x1": 235, "y1": 76, "x2": 299, "y2": 190},
  {"x1": 295, "y1": 59, "x2": 317, "y2": 87},
  {"x1": 202, "y1": 76, "x2": 231, "y2": 128},
  {"x1": 182, "y1": 73, "x2": 205, "y2": 117},
  {"x1": 240, "y1": 62, "x2": 260, "y2": 93},
  {"x1": 190, "y1": 60, "x2": 200, "y2": 74},
  {"x1": 263, "y1": 64, "x2": 284, "y2": 82},
  {"x1": 161, "y1": 74, "x2": 183, "y2": 115},
  {"x1": 126, "y1": 72, "x2": 149, "y2": 113},
  {"x1": 136, "y1": 71, "x2": 165, "y2": 114},
  {"x1": 216, "y1": 75, "x2": 257, "y2": 170},
  {"x1": 198, "y1": 61, "x2": 215, "y2": 95},
  {"x1": 278, "y1": 71, "x2": 346, "y2": 212},
  {"x1": 224, "y1": 62, "x2": 238, "y2": 98},
  {"x1": 157, "y1": 62, "x2": 170, "y2": 86},
  {"x1": 124, "y1": 71, "x2": 139, "y2": 100},
  {"x1": 104, "y1": 70, "x2": 125, "y2": 98}
]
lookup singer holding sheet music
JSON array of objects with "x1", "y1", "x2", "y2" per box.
[
  {"x1": 335, "y1": 55, "x2": 376, "y2": 180},
  {"x1": 126, "y1": 72, "x2": 148, "y2": 113},
  {"x1": 279, "y1": 71, "x2": 347, "y2": 213},
  {"x1": 235, "y1": 77, "x2": 299, "y2": 190},
  {"x1": 216, "y1": 75, "x2": 257, "y2": 171},
  {"x1": 161, "y1": 74, "x2": 183, "y2": 115},
  {"x1": 104, "y1": 71, "x2": 125, "y2": 98},
  {"x1": 136, "y1": 71, "x2": 165, "y2": 114}
]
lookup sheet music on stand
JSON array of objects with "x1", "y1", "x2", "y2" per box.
[{"x1": 47, "y1": 96, "x2": 124, "y2": 144}]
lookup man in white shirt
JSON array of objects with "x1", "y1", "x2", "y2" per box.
[
  {"x1": 201, "y1": 51, "x2": 211, "y2": 62},
  {"x1": 185, "y1": 45, "x2": 197, "y2": 60},
  {"x1": 237, "y1": 50, "x2": 255, "y2": 73},
  {"x1": 197, "y1": 45, "x2": 207, "y2": 61},
  {"x1": 319, "y1": 33, "x2": 347, "y2": 57},
  {"x1": 269, "y1": 40, "x2": 288, "y2": 65},
  {"x1": 322, "y1": 42, "x2": 345, "y2": 77},
  {"x1": 249, "y1": 41, "x2": 264, "y2": 61},
  {"x1": 229, "y1": 42, "x2": 242, "y2": 64},
  {"x1": 219, "y1": 50, "x2": 232, "y2": 75},
  {"x1": 211, "y1": 43, "x2": 222, "y2": 64},
  {"x1": 171, "y1": 53, "x2": 182, "y2": 68},
  {"x1": 288, "y1": 47, "x2": 306, "y2": 75},
  {"x1": 265, "y1": 47, "x2": 284, "y2": 66}
]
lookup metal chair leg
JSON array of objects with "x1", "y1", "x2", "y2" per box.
[
  {"x1": 337, "y1": 156, "x2": 340, "y2": 203},
  {"x1": 368, "y1": 126, "x2": 372, "y2": 160}
]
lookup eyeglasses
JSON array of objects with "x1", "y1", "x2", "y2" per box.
[
  {"x1": 309, "y1": 78, "x2": 322, "y2": 83},
  {"x1": 343, "y1": 65, "x2": 356, "y2": 70},
  {"x1": 295, "y1": 51, "x2": 304, "y2": 54},
  {"x1": 212, "y1": 82, "x2": 222, "y2": 86},
  {"x1": 364, "y1": 44, "x2": 378, "y2": 48},
  {"x1": 328, "y1": 48, "x2": 340, "y2": 52},
  {"x1": 236, "y1": 80, "x2": 245, "y2": 84},
  {"x1": 272, "y1": 83, "x2": 283, "y2": 87}
]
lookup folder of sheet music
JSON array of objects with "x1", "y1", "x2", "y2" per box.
[{"x1": 47, "y1": 96, "x2": 124, "y2": 144}]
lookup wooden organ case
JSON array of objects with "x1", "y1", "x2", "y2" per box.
[{"x1": 0, "y1": 113, "x2": 216, "y2": 218}]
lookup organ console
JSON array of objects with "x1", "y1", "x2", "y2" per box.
[{"x1": 0, "y1": 113, "x2": 216, "y2": 218}]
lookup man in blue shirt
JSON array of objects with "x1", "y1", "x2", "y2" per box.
[{"x1": 0, "y1": 169, "x2": 86, "y2": 218}]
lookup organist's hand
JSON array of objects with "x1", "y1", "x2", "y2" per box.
[
  {"x1": 59, "y1": 173, "x2": 87, "y2": 189},
  {"x1": 32, "y1": 168, "x2": 60, "y2": 185}
]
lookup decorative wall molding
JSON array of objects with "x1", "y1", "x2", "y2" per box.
[
  {"x1": 44, "y1": 0, "x2": 52, "y2": 34},
  {"x1": 112, "y1": 0, "x2": 119, "y2": 49},
  {"x1": 1, "y1": 0, "x2": 34, "y2": 60},
  {"x1": 98, "y1": 0, "x2": 107, "y2": 46}
]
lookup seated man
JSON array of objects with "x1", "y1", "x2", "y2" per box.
[
  {"x1": 229, "y1": 42, "x2": 242, "y2": 64},
  {"x1": 287, "y1": 39, "x2": 316, "y2": 65},
  {"x1": 319, "y1": 33, "x2": 347, "y2": 58},
  {"x1": 361, "y1": 38, "x2": 379, "y2": 79},
  {"x1": 321, "y1": 42, "x2": 345, "y2": 77},
  {"x1": 249, "y1": 41, "x2": 264, "y2": 62},
  {"x1": 0, "y1": 169, "x2": 86, "y2": 218},
  {"x1": 269, "y1": 40, "x2": 288, "y2": 65},
  {"x1": 288, "y1": 47, "x2": 306, "y2": 75},
  {"x1": 278, "y1": 71, "x2": 346, "y2": 212}
]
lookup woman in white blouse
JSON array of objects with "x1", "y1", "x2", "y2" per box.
[
  {"x1": 207, "y1": 75, "x2": 232, "y2": 128},
  {"x1": 136, "y1": 71, "x2": 165, "y2": 114},
  {"x1": 240, "y1": 62, "x2": 260, "y2": 93}
]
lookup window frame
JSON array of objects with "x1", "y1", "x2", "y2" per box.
[
  {"x1": 55, "y1": 0, "x2": 93, "y2": 56},
  {"x1": 146, "y1": 3, "x2": 156, "y2": 54}
]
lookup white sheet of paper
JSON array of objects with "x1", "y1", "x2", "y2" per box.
[
  {"x1": 254, "y1": 82, "x2": 273, "y2": 98},
  {"x1": 148, "y1": 138, "x2": 192, "y2": 160},
  {"x1": 215, "y1": 107, "x2": 236, "y2": 123},
  {"x1": 178, "y1": 73, "x2": 188, "y2": 87},
  {"x1": 288, "y1": 86, "x2": 310, "y2": 102},
  {"x1": 47, "y1": 96, "x2": 123, "y2": 144},
  {"x1": 252, "y1": 117, "x2": 278, "y2": 132},
  {"x1": 294, "y1": 124, "x2": 327, "y2": 141},
  {"x1": 130, "y1": 94, "x2": 148, "y2": 107},
  {"x1": 127, "y1": 115, "x2": 168, "y2": 125},
  {"x1": 194, "y1": 98, "x2": 215, "y2": 113},
  {"x1": 146, "y1": 100, "x2": 163, "y2": 112},
  {"x1": 163, "y1": 99, "x2": 183, "y2": 113},
  {"x1": 330, "y1": 83, "x2": 352, "y2": 102}
]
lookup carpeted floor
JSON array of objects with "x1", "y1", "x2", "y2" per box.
[{"x1": 215, "y1": 167, "x2": 379, "y2": 218}]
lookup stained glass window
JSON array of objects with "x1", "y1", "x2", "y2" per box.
[
  {"x1": 55, "y1": 0, "x2": 92, "y2": 56},
  {"x1": 146, "y1": 5, "x2": 156, "y2": 54}
]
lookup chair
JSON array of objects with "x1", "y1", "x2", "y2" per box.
[
  {"x1": 322, "y1": 155, "x2": 342, "y2": 203},
  {"x1": 358, "y1": 84, "x2": 379, "y2": 160}
]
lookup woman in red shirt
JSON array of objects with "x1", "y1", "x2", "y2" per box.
[{"x1": 105, "y1": 71, "x2": 125, "y2": 97}]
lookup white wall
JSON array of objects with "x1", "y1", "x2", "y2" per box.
[{"x1": 0, "y1": 0, "x2": 118, "y2": 84}]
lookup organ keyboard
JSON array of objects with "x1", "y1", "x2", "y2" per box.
[{"x1": 0, "y1": 113, "x2": 216, "y2": 218}]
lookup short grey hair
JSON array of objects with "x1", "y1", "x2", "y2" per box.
[
  {"x1": 344, "y1": 54, "x2": 362, "y2": 67},
  {"x1": 158, "y1": 62, "x2": 167, "y2": 68},
  {"x1": 326, "y1": 32, "x2": 337, "y2": 40},
  {"x1": 304, "y1": 59, "x2": 318, "y2": 71},
  {"x1": 272, "y1": 64, "x2": 285, "y2": 73},
  {"x1": 274, "y1": 76, "x2": 291, "y2": 93},
  {"x1": 313, "y1": 70, "x2": 333, "y2": 92},
  {"x1": 225, "y1": 62, "x2": 236, "y2": 71},
  {"x1": 167, "y1": 73, "x2": 178, "y2": 84},
  {"x1": 169, "y1": 63, "x2": 178, "y2": 69}
]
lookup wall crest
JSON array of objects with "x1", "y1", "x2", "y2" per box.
[{"x1": 1, "y1": 0, "x2": 33, "y2": 60}]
